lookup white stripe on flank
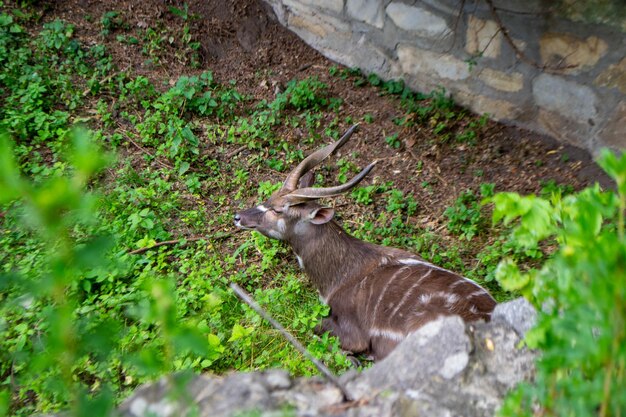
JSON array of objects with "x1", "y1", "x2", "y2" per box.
[
  {"x1": 390, "y1": 269, "x2": 433, "y2": 318},
  {"x1": 469, "y1": 289, "x2": 488, "y2": 298},
  {"x1": 370, "y1": 327, "x2": 405, "y2": 342},
  {"x1": 397, "y1": 258, "x2": 448, "y2": 272},
  {"x1": 398, "y1": 258, "x2": 484, "y2": 290},
  {"x1": 371, "y1": 267, "x2": 408, "y2": 319}
]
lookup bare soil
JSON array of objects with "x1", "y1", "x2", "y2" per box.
[{"x1": 39, "y1": 0, "x2": 610, "y2": 235}]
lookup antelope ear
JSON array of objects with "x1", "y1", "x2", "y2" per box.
[
  {"x1": 298, "y1": 171, "x2": 315, "y2": 188},
  {"x1": 308, "y1": 207, "x2": 335, "y2": 225}
]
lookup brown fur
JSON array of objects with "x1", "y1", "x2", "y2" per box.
[{"x1": 234, "y1": 127, "x2": 496, "y2": 360}]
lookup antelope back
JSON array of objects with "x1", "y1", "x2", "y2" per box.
[{"x1": 324, "y1": 257, "x2": 496, "y2": 359}]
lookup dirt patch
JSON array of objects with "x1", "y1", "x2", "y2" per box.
[{"x1": 39, "y1": 0, "x2": 610, "y2": 230}]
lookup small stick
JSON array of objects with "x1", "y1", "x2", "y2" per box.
[
  {"x1": 129, "y1": 236, "x2": 217, "y2": 255},
  {"x1": 229, "y1": 282, "x2": 354, "y2": 402},
  {"x1": 82, "y1": 66, "x2": 130, "y2": 97},
  {"x1": 225, "y1": 144, "x2": 247, "y2": 159}
]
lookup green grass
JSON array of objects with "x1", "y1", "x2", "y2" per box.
[{"x1": 0, "y1": 5, "x2": 548, "y2": 417}]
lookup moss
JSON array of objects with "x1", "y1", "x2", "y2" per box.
[{"x1": 554, "y1": 0, "x2": 626, "y2": 31}]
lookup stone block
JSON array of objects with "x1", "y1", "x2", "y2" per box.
[
  {"x1": 347, "y1": 0, "x2": 384, "y2": 29},
  {"x1": 386, "y1": 2, "x2": 451, "y2": 38},
  {"x1": 533, "y1": 73, "x2": 598, "y2": 122},
  {"x1": 286, "y1": 1, "x2": 350, "y2": 39},
  {"x1": 598, "y1": 101, "x2": 626, "y2": 150},
  {"x1": 455, "y1": 91, "x2": 521, "y2": 121},
  {"x1": 358, "y1": 316, "x2": 470, "y2": 390},
  {"x1": 478, "y1": 68, "x2": 524, "y2": 92},
  {"x1": 398, "y1": 44, "x2": 470, "y2": 81},
  {"x1": 537, "y1": 108, "x2": 594, "y2": 149},
  {"x1": 287, "y1": 0, "x2": 343, "y2": 14},
  {"x1": 466, "y1": 15, "x2": 502, "y2": 58},
  {"x1": 540, "y1": 33, "x2": 608, "y2": 74},
  {"x1": 491, "y1": 298, "x2": 537, "y2": 337},
  {"x1": 595, "y1": 57, "x2": 626, "y2": 94}
]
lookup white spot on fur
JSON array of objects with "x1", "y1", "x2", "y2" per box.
[
  {"x1": 296, "y1": 255, "x2": 304, "y2": 269},
  {"x1": 256, "y1": 205, "x2": 269, "y2": 212},
  {"x1": 445, "y1": 293, "x2": 460, "y2": 306},
  {"x1": 370, "y1": 327, "x2": 406, "y2": 342},
  {"x1": 267, "y1": 229, "x2": 283, "y2": 239},
  {"x1": 277, "y1": 218, "x2": 286, "y2": 233},
  {"x1": 419, "y1": 293, "x2": 432, "y2": 304},
  {"x1": 294, "y1": 220, "x2": 308, "y2": 236}
]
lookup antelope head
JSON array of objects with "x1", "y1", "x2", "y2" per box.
[{"x1": 234, "y1": 125, "x2": 376, "y2": 243}]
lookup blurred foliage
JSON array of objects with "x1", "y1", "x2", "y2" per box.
[
  {"x1": 554, "y1": 0, "x2": 626, "y2": 30},
  {"x1": 493, "y1": 149, "x2": 626, "y2": 416}
]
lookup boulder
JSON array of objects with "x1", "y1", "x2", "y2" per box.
[{"x1": 118, "y1": 298, "x2": 538, "y2": 417}]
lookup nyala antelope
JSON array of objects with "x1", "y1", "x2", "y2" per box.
[{"x1": 234, "y1": 125, "x2": 496, "y2": 360}]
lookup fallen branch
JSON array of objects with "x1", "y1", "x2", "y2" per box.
[
  {"x1": 229, "y1": 282, "x2": 354, "y2": 402},
  {"x1": 225, "y1": 144, "x2": 247, "y2": 159},
  {"x1": 128, "y1": 234, "x2": 230, "y2": 255},
  {"x1": 82, "y1": 66, "x2": 130, "y2": 97}
]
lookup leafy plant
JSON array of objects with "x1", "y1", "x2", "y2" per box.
[
  {"x1": 385, "y1": 133, "x2": 401, "y2": 149},
  {"x1": 272, "y1": 77, "x2": 329, "y2": 112},
  {"x1": 494, "y1": 149, "x2": 626, "y2": 416},
  {"x1": 444, "y1": 184, "x2": 494, "y2": 240}
]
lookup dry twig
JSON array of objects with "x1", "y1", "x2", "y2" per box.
[
  {"x1": 483, "y1": 0, "x2": 577, "y2": 73},
  {"x1": 229, "y1": 282, "x2": 355, "y2": 402},
  {"x1": 128, "y1": 234, "x2": 231, "y2": 255}
]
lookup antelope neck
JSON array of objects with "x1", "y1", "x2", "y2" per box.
[{"x1": 288, "y1": 221, "x2": 381, "y2": 298}]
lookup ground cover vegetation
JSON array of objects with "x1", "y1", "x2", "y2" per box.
[{"x1": 0, "y1": 2, "x2": 623, "y2": 416}]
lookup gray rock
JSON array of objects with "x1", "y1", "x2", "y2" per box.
[
  {"x1": 115, "y1": 302, "x2": 539, "y2": 417},
  {"x1": 532, "y1": 74, "x2": 598, "y2": 121},
  {"x1": 355, "y1": 316, "x2": 470, "y2": 392},
  {"x1": 386, "y1": 2, "x2": 450, "y2": 38},
  {"x1": 491, "y1": 297, "x2": 537, "y2": 337},
  {"x1": 347, "y1": 0, "x2": 384, "y2": 29}
]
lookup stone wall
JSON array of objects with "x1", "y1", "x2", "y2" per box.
[
  {"x1": 261, "y1": 0, "x2": 626, "y2": 155},
  {"x1": 117, "y1": 298, "x2": 538, "y2": 417}
]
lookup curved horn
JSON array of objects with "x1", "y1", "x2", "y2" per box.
[
  {"x1": 281, "y1": 124, "x2": 359, "y2": 192},
  {"x1": 284, "y1": 160, "x2": 378, "y2": 204}
]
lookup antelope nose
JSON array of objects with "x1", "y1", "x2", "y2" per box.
[{"x1": 234, "y1": 213, "x2": 241, "y2": 223}]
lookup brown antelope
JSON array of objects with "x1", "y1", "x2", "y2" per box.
[{"x1": 234, "y1": 125, "x2": 496, "y2": 360}]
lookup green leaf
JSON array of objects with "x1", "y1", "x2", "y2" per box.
[
  {"x1": 598, "y1": 148, "x2": 626, "y2": 195},
  {"x1": 181, "y1": 126, "x2": 198, "y2": 146},
  {"x1": 0, "y1": 132, "x2": 23, "y2": 203},
  {"x1": 494, "y1": 258, "x2": 529, "y2": 292},
  {"x1": 179, "y1": 161, "x2": 190, "y2": 175},
  {"x1": 0, "y1": 389, "x2": 9, "y2": 417},
  {"x1": 172, "y1": 327, "x2": 210, "y2": 356},
  {"x1": 229, "y1": 323, "x2": 253, "y2": 342}
]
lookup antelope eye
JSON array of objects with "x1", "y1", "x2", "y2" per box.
[{"x1": 270, "y1": 206, "x2": 283, "y2": 213}]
